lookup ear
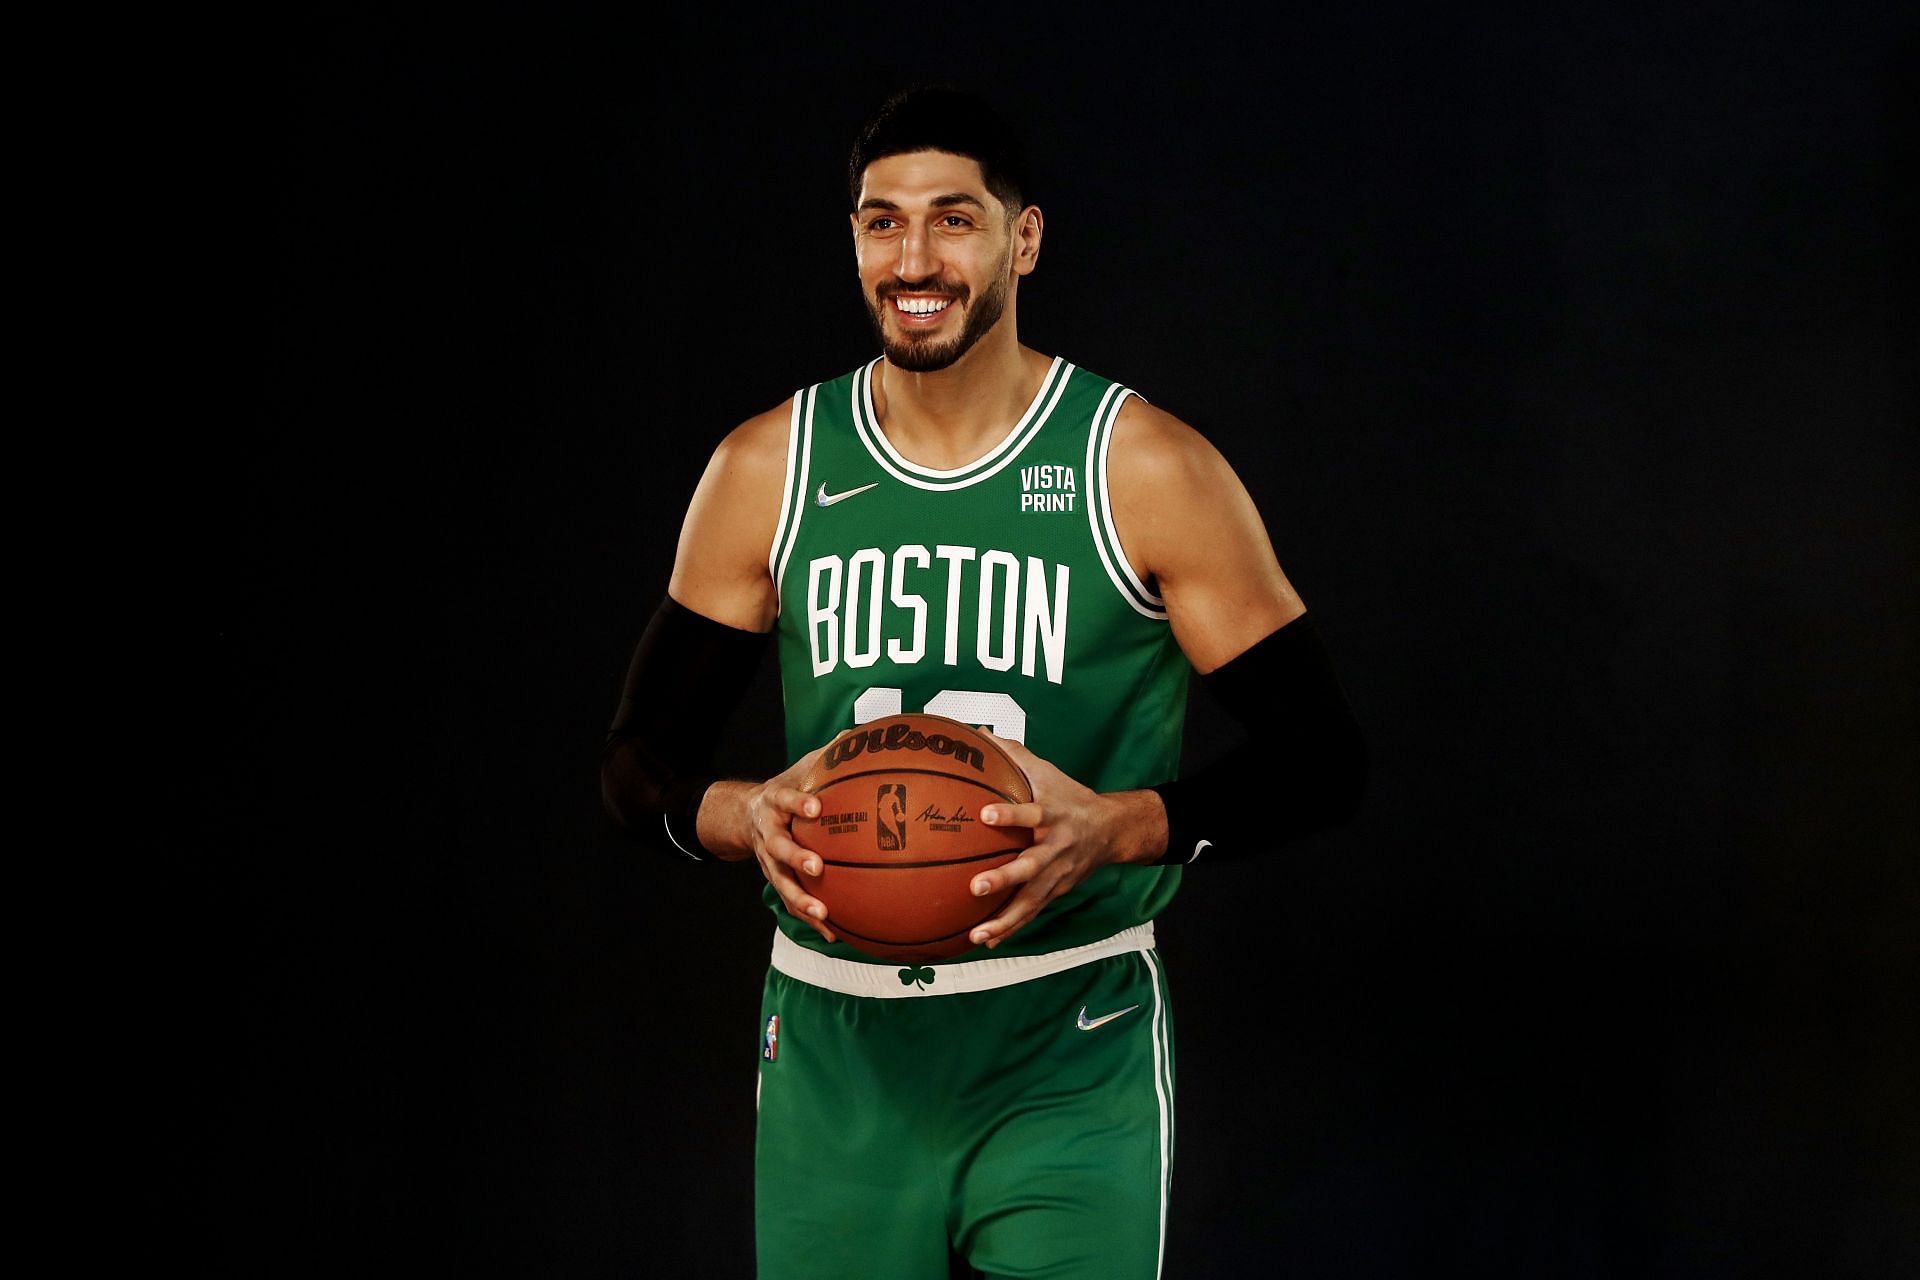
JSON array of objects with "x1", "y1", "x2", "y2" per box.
[{"x1": 1012, "y1": 206, "x2": 1044, "y2": 277}]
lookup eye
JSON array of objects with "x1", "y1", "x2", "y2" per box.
[
  {"x1": 866, "y1": 216, "x2": 898, "y2": 231},
  {"x1": 940, "y1": 214, "x2": 971, "y2": 228}
]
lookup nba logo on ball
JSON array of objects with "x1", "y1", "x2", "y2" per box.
[
  {"x1": 876, "y1": 784, "x2": 908, "y2": 851},
  {"x1": 762, "y1": 1014, "x2": 779, "y2": 1062}
]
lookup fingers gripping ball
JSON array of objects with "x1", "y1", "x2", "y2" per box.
[{"x1": 792, "y1": 714, "x2": 1033, "y2": 963}]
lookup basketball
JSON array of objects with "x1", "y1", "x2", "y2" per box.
[{"x1": 790, "y1": 713, "x2": 1034, "y2": 963}]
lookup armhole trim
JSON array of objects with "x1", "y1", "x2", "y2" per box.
[
  {"x1": 767, "y1": 385, "x2": 819, "y2": 617},
  {"x1": 1085, "y1": 384, "x2": 1169, "y2": 620}
]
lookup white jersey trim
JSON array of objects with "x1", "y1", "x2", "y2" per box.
[
  {"x1": 767, "y1": 384, "x2": 819, "y2": 615},
  {"x1": 766, "y1": 389, "x2": 804, "y2": 587},
  {"x1": 769, "y1": 922, "x2": 1156, "y2": 998},
  {"x1": 851, "y1": 356, "x2": 1073, "y2": 490},
  {"x1": 1085, "y1": 384, "x2": 1169, "y2": 620}
]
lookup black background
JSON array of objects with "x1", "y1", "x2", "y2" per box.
[{"x1": 188, "y1": 5, "x2": 1916, "y2": 1276}]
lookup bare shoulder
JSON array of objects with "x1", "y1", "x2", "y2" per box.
[
  {"x1": 706, "y1": 396, "x2": 796, "y2": 495},
  {"x1": 667, "y1": 396, "x2": 796, "y2": 632},
  {"x1": 1104, "y1": 396, "x2": 1244, "y2": 578},
  {"x1": 1103, "y1": 393, "x2": 1304, "y2": 670},
  {"x1": 1105, "y1": 395, "x2": 1233, "y2": 495}
]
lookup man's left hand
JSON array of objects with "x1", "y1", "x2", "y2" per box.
[{"x1": 964, "y1": 734, "x2": 1169, "y2": 949}]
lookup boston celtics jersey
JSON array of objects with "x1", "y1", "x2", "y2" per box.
[{"x1": 766, "y1": 355, "x2": 1189, "y2": 961}]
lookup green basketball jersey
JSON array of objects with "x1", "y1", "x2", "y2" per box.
[{"x1": 766, "y1": 356, "x2": 1190, "y2": 961}]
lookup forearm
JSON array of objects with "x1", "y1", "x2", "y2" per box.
[
  {"x1": 1101, "y1": 789, "x2": 1173, "y2": 865},
  {"x1": 693, "y1": 780, "x2": 761, "y2": 862}
]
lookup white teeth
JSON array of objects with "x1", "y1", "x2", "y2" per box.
[{"x1": 896, "y1": 297, "x2": 951, "y2": 315}]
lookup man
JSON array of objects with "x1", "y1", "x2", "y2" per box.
[{"x1": 604, "y1": 86, "x2": 1365, "y2": 1280}]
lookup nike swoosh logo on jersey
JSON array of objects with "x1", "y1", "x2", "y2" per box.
[
  {"x1": 816, "y1": 481, "x2": 879, "y2": 507},
  {"x1": 1076, "y1": 1004, "x2": 1140, "y2": 1032}
]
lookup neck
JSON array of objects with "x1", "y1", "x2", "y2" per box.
[{"x1": 872, "y1": 323, "x2": 1051, "y2": 470}]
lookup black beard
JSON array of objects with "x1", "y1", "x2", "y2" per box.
[{"x1": 865, "y1": 270, "x2": 1011, "y2": 372}]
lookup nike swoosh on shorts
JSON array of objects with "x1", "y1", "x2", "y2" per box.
[{"x1": 1075, "y1": 1004, "x2": 1140, "y2": 1032}]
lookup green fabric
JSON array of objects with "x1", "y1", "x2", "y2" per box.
[
  {"x1": 769, "y1": 358, "x2": 1190, "y2": 962},
  {"x1": 754, "y1": 951, "x2": 1175, "y2": 1279}
]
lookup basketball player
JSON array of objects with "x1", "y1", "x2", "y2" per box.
[{"x1": 604, "y1": 87, "x2": 1365, "y2": 1280}]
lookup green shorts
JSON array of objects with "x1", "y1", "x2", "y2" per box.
[{"x1": 754, "y1": 925, "x2": 1175, "y2": 1280}]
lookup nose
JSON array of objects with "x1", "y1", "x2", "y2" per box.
[{"x1": 895, "y1": 218, "x2": 938, "y2": 284}]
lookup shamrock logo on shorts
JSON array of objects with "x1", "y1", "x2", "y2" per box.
[{"x1": 897, "y1": 965, "x2": 935, "y2": 990}]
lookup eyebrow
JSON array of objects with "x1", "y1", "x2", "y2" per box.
[{"x1": 855, "y1": 193, "x2": 991, "y2": 214}]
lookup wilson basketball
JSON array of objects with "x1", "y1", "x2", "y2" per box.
[{"x1": 791, "y1": 714, "x2": 1034, "y2": 963}]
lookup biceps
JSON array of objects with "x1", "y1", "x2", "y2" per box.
[
  {"x1": 668, "y1": 520, "x2": 779, "y2": 632},
  {"x1": 668, "y1": 557, "x2": 778, "y2": 633},
  {"x1": 1160, "y1": 494, "x2": 1305, "y2": 673},
  {"x1": 666, "y1": 448, "x2": 782, "y2": 632}
]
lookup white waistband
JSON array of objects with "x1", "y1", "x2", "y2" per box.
[{"x1": 768, "y1": 923, "x2": 1156, "y2": 999}]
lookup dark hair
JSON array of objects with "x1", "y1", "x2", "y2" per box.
[{"x1": 848, "y1": 85, "x2": 1031, "y2": 223}]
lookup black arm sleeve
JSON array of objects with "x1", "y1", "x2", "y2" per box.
[
  {"x1": 600, "y1": 596, "x2": 772, "y2": 860},
  {"x1": 1148, "y1": 612, "x2": 1367, "y2": 864}
]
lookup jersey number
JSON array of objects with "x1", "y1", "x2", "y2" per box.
[{"x1": 853, "y1": 687, "x2": 1028, "y2": 743}]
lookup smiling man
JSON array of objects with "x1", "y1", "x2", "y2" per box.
[
  {"x1": 603, "y1": 86, "x2": 1367, "y2": 1279},
  {"x1": 858, "y1": 179, "x2": 1015, "y2": 372}
]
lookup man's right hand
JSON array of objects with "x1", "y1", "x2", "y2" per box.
[{"x1": 698, "y1": 756, "x2": 837, "y2": 944}]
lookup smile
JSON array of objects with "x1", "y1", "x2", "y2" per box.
[{"x1": 893, "y1": 296, "x2": 953, "y2": 317}]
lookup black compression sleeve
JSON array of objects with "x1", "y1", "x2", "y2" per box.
[
  {"x1": 600, "y1": 596, "x2": 771, "y2": 860},
  {"x1": 1148, "y1": 613, "x2": 1366, "y2": 864}
]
